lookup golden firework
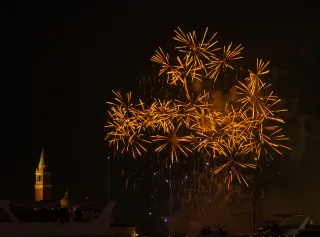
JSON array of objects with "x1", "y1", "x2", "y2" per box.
[{"x1": 105, "y1": 28, "x2": 290, "y2": 188}]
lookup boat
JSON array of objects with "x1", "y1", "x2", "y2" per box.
[
  {"x1": 255, "y1": 213, "x2": 311, "y2": 236},
  {"x1": 0, "y1": 199, "x2": 118, "y2": 237},
  {"x1": 296, "y1": 224, "x2": 320, "y2": 236}
]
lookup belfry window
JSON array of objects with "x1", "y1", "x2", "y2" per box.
[{"x1": 37, "y1": 175, "x2": 42, "y2": 182}]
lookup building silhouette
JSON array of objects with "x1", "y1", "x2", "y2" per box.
[{"x1": 60, "y1": 189, "x2": 70, "y2": 208}]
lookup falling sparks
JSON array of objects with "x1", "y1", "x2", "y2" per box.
[{"x1": 105, "y1": 28, "x2": 290, "y2": 189}]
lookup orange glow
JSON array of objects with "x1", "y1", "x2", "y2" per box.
[{"x1": 105, "y1": 28, "x2": 290, "y2": 188}]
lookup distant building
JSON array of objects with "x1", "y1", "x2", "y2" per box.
[
  {"x1": 30, "y1": 149, "x2": 136, "y2": 236},
  {"x1": 60, "y1": 189, "x2": 71, "y2": 208},
  {"x1": 34, "y1": 149, "x2": 52, "y2": 201}
]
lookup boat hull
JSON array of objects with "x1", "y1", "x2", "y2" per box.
[
  {"x1": 0, "y1": 200, "x2": 117, "y2": 237},
  {"x1": 0, "y1": 221, "x2": 115, "y2": 237}
]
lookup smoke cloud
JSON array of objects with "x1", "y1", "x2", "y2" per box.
[{"x1": 168, "y1": 92, "x2": 320, "y2": 234}]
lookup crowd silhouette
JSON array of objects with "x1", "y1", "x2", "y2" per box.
[
  {"x1": 200, "y1": 225, "x2": 224, "y2": 235},
  {"x1": 11, "y1": 206, "x2": 101, "y2": 223}
]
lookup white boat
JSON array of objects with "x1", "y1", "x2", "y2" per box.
[
  {"x1": 255, "y1": 213, "x2": 311, "y2": 236},
  {"x1": 0, "y1": 200, "x2": 117, "y2": 237},
  {"x1": 297, "y1": 223, "x2": 320, "y2": 236}
]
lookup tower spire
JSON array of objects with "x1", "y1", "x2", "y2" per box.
[
  {"x1": 34, "y1": 148, "x2": 52, "y2": 201},
  {"x1": 39, "y1": 148, "x2": 45, "y2": 167}
]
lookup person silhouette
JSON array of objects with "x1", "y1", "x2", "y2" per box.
[
  {"x1": 206, "y1": 225, "x2": 211, "y2": 235},
  {"x1": 200, "y1": 226, "x2": 207, "y2": 235}
]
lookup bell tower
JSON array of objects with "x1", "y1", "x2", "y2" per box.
[{"x1": 34, "y1": 148, "x2": 52, "y2": 201}]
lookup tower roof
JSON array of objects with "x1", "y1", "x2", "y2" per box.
[
  {"x1": 36, "y1": 148, "x2": 50, "y2": 173},
  {"x1": 38, "y1": 148, "x2": 46, "y2": 167},
  {"x1": 61, "y1": 188, "x2": 69, "y2": 200}
]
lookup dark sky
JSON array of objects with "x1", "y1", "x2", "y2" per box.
[{"x1": 3, "y1": 0, "x2": 320, "y2": 229}]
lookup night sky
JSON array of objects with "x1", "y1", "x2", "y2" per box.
[{"x1": 4, "y1": 1, "x2": 320, "y2": 230}]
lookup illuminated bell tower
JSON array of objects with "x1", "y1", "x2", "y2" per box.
[{"x1": 34, "y1": 149, "x2": 52, "y2": 201}]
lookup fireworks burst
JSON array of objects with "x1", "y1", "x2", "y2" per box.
[{"x1": 105, "y1": 28, "x2": 290, "y2": 189}]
